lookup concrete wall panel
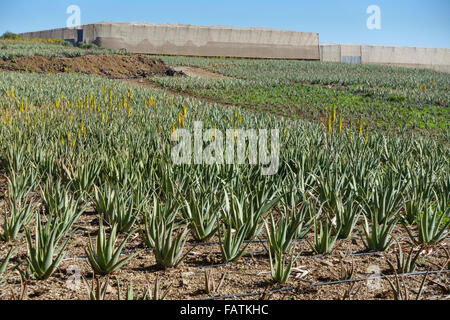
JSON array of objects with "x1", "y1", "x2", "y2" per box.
[
  {"x1": 320, "y1": 45, "x2": 341, "y2": 62},
  {"x1": 361, "y1": 45, "x2": 450, "y2": 66},
  {"x1": 341, "y1": 45, "x2": 361, "y2": 57},
  {"x1": 321, "y1": 44, "x2": 450, "y2": 73},
  {"x1": 79, "y1": 22, "x2": 320, "y2": 59},
  {"x1": 21, "y1": 27, "x2": 78, "y2": 42}
]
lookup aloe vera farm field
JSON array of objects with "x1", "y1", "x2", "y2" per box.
[{"x1": 0, "y1": 38, "x2": 449, "y2": 301}]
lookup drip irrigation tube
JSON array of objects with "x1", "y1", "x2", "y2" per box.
[{"x1": 197, "y1": 269, "x2": 450, "y2": 300}]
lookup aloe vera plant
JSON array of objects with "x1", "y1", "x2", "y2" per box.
[
  {"x1": 279, "y1": 190, "x2": 316, "y2": 240},
  {"x1": 334, "y1": 196, "x2": 361, "y2": 239},
  {"x1": 265, "y1": 213, "x2": 302, "y2": 255},
  {"x1": 3, "y1": 144, "x2": 29, "y2": 174},
  {"x1": 387, "y1": 241, "x2": 422, "y2": 274},
  {"x1": 362, "y1": 213, "x2": 397, "y2": 251},
  {"x1": 116, "y1": 279, "x2": 137, "y2": 301},
  {"x1": 84, "y1": 276, "x2": 110, "y2": 300},
  {"x1": 141, "y1": 196, "x2": 180, "y2": 248},
  {"x1": 405, "y1": 206, "x2": 449, "y2": 245},
  {"x1": 93, "y1": 184, "x2": 117, "y2": 222},
  {"x1": 360, "y1": 172, "x2": 404, "y2": 225},
  {"x1": 142, "y1": 198, "x2": 191, "y2": 269},
  {"x1": 86, "y1": 221, "x2": 137, "y2": 275},
  {"x1": 67, "y1": 161, "x2": 101, "y2": 196},
  {"x1": 94, "y1": 184, "x2": 146, "y2": 233},
  {"x1": 181, "y1": 189, "x2": 219, "y2": 242},
  {"x1": 218, "y1": 220, "x2": 250, "y2": 263},
  {"x1": 402, "y1": 169, "x2": 434, "y2": 225},
  {"x1": 0, "y1": 248, "x2": 15, "y2": 284},
  {"x1": 1, "y1": 199, "x2": 35, "y2": 242},
  {"x1": 6, "y1": 171, "x2": 37, "y2": 203},
  {"x1": 222, "y1": 189, "x2": 279, "y2": 241},
  {"x1": 41, "y1": 178, "x2": 79, "y2": 217},
  {"x1": 308, "y1": 219, "x2": 339, "y2": 254},
  {"x1": 116, "y1": 277, "x2": 170, "y2": 300},
  {"x1": 25, "y1": 214, "x2": 69, "y2": 280},
  {"x1": 269, "y1": 247, "x2": 296, "y2": 284},
  {"x1": 41, "y1": 179, "x2": 84, "y2": 241},
  {"x1": 152, "y1": 221, "x2": 190, "y2": 269}
]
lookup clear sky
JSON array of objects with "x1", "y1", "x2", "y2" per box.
[{"x1": 1, "y1": 0, "x2": 449, "y2": 48}]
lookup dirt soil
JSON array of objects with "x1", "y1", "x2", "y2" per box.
[
  {"x1": 0, "y1": 205, "x2": 448, "y2": 300},
  {"x1": 0, "y1": 54, "x2": 185, "y2": 79}
]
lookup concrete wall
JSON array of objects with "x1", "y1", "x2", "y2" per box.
[
  {"x1": 20, "y1": 22, "x2": 320, "y2": 60},
  {"x1": 320, "y1": 45, "x2": 340, "y2": 62},
  {"x1": 20, "y1": 27, "x2": 80, "y2": 42},
  {"x1": 361, "y1": 45, "x2": 450, "y2": 72},
  {"x1": 320, "y1": 44, "x2": 450, "y2": 73}
]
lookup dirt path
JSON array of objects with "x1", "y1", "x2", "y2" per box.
[{"x1": 171, "y1": 66, "x2": 230, "y2": 79}]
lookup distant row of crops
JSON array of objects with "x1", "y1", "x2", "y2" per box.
[
  {"x1": 155, "y1": 56, "x2": 450, "y2": 103},
  {"x1": 0, "y1": 34, "x2": 128, "y2": 60},
  {"x1": 0, "y1": 71, "x2": 448, "y2": 288},
  {"x1": 151, "y1": 74, "x2": 449, "y2": 140},
  {"x1": 155, "y1": 56, "x2": 450, "y2": 107}
]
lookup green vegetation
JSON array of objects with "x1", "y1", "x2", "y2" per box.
[
  {"x1": 0, "y1": 37, "x2": 128, "y2": 60},
  {"x1": 0, "y1": 43, "x2": 448, "y2": 298},
  {"x1": 151, "y1": 56, "x2": 450, "y2": 140},
  {"x1": 0, "y1": 32, "x2": 22, "y2": 41}
]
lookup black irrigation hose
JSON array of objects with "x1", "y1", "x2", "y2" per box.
[
  {"x1": 186, "y1": 238, "x2": 275, "y2": 247},
  {"x1": 310, "y1": 269, "x2": 450, "y2": 287},
  {"x1": 197, "y1": 269, "x2": 450, "y2": 301},
  {"x1": 65, "y1": 236, "x2": 449, "y2": 267},
  {"x1": 183, "y1": 235, "x2": 450, "y2": 249}
]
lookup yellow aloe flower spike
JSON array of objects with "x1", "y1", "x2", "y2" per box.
[
  {"x1": 327, "y1": 113, "x2": 332, "y2": 133},
  {"x1": 332, "y1": 105, "x2": 336, "y2": 124},
  {"x1": 338, "y1": 114, "x2": 342, "y2": 134}
]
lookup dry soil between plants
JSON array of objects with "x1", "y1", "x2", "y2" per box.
[{"x1": 0, "y1": 208, "x2": 449, "y2": 300}]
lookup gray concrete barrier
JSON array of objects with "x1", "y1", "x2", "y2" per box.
[
  {"x1": 19, "y1": 22, "x2": 320, "y2": 60},
  {"x1": 320, "y1": 44, "x2": 450, "y2": 73}
]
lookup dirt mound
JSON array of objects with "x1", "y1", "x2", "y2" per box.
[{"x1": 0, "y1": 54, "x2": 185, "y2": 79}]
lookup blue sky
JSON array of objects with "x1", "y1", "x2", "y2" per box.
[{"x1": 1, "y1": 0, "x2": 449, "y2": 48}]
